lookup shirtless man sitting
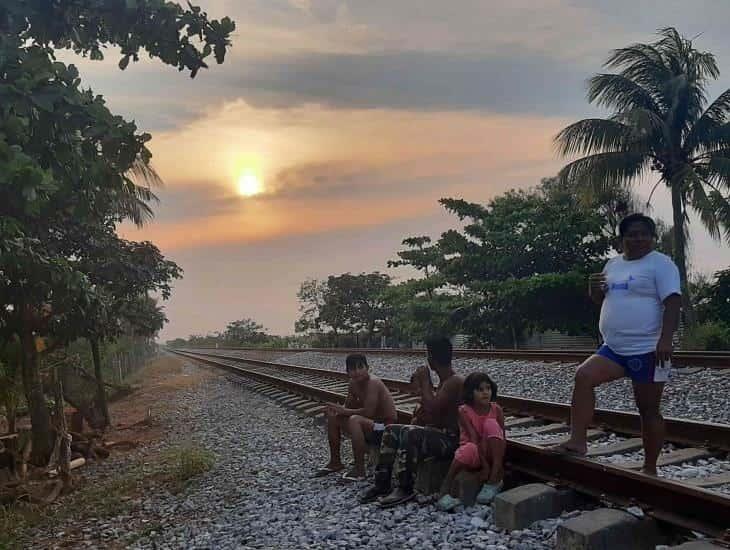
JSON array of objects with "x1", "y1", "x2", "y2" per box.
[
  {"x1": 360, "y1": 336, "x2": 464, "y2": 507},
  {"x1": 313, "y1": 354, "x2": 397, "y2": 481}
]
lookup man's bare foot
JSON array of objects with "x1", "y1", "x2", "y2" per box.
[
  {"x1": 312, "y1": 462, "x2": 345, "y2": 477},
  {"x1": 547, "y1": 440, "x2": 587, "y2": 456},
  {"x1": 640, "y1": 466, "x2": 657, "y2": 476}
]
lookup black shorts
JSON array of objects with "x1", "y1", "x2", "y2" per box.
[{"x1": 365, "y1": 422, "x2": 388, "y2": 446}]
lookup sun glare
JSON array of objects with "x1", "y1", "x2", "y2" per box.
[{"x1": 237, "y1": 171, "x2": 264, "y2": 197}]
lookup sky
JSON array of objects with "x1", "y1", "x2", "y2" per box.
[{"x1": 60, "y1": 1, "x2": 730, "y2": 339}]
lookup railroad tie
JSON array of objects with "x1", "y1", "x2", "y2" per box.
[
  {"x1": 534, "y1": 429, "x2": 604, "y2": 446},
  {"x1": 682, "y1": 472, "x2": 730, "y2": 488},
  {"x1": 504, "y1": 416, "x2": 542, "y2": 429},
  {"x1": 616, "y1": 447, "x2": 714, "y2": 470},
  {"x1": 585, "y1": 438, "x2": 644, "y2": 458}
]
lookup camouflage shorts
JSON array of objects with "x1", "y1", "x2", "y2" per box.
[{"x1": 374, "y1": 424, "x2": 458, "y2": 491}]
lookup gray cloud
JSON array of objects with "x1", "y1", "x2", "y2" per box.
[{"x1": 152, "y1": 183, "x2": 241, "y2": 223}]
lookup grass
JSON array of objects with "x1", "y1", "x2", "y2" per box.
[
  {"x1": 0, "y1": 443, "x2": 214, "y2": 547},
  {"x1": 165, "y1": 443, "x2": 215, "y2": 484}
]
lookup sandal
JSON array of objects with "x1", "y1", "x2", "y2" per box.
[
  {"x1": 341, "y1": 469, "x2": 366, "y2": 482},
  {"x1": 312, "y1": 465, "x2": 344, "y2": 478},
  {"x1": 476, "y1": 481, "x2": 503, "y2": 504},
  {"x1": 436, "y1": 494, "x2": 462, "y2": 511}
]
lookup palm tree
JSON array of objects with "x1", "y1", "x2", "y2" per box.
[{"x1": 555, "y1": 27, "x2": 730, "y2": 321}]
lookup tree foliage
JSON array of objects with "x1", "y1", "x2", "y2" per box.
[{"x1": 0, "y1": 1, "x2": 233, "y2": 460}]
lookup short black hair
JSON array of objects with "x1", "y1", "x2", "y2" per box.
[
  {"x1": 619, "y1": 213, "x2": 657, "y2": 239},
  {"x1": 463, "y1": 372, "x2": 498, "y2": 405},
  {"x1": 425, "y1": 336, "x2": 452, "y2": 367},
  {"x1": 345, "y1": 353, "x2": 368, "y2": 372}
]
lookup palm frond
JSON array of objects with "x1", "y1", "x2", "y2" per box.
[
  {"x1": 685, "y1": 169, "x2": 721, "y2": 240},
  {"x1": 556, "y1": 152, "x2": 650, "y2": 200},
  {"x1": 705, "y1": 152, "x2": 730, "y2": 191},
  {"x1": 686, "y1": 90, "x2": 730, "y2": 152},
  {"x1": 554, "y1": 118, "x2": 636, "y2": 156},
  {"x1": 706, "y1": 189, "x2": 730, "y2": 241},
  {"x1": 587, "y1": 74, "x2": 661, "y2": 112}
]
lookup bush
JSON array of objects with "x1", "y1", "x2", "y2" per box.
[{"x1": 682, "y1": 321, "x2": 730, "y2": 351}]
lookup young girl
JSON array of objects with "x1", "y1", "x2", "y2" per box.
[{"x1": 436, "y1": 372, "x2": 506, "y2": 511}]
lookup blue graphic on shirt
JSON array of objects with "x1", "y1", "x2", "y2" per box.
[{"x1": 610, "y1": 275, "x2": 634, "y2": 291}]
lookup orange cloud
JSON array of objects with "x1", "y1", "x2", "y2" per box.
[{"x1": 122, "y1": 101, "x2": 570, "y2": 251}]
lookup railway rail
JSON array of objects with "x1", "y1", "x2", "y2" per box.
[
  {"x1": 196, "y1": 345, "x2": 730, "y2": 369},
  {"x1": 170, "y1": 348, "x2": 730, "y2": 540}
]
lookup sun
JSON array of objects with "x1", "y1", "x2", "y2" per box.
[{"x1": 236, "y1": 171, "x2": 264, "y2": 197}]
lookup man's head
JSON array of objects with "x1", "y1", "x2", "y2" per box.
[
  {"x1": 345, "y1": 353, "x2": 369, "y2": 382},
  {"x1": 618, "y1": 213, "x2": 656, "y2": 258},
  {"x1": 426, "y1": 336, "x2": 453, "y2": 371}
]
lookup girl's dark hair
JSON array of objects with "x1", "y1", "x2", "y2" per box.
[
  {"x1": 618, "y1": 213, "x2": 657, "y2": 238},
  {"x1": 463, "y1": 372, "x2": 498, "y2": 405}
]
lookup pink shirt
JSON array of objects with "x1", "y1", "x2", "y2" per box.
[{"x1": 459, "y1": 403, "x2": 505, "y2": 444}]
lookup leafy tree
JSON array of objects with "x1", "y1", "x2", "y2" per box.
[
  {"x1": 387, "y1": 237, "x2": 444, "y2": 299},
  {"x1": 0, "y1": 1, "x2": 233, "y2": 462},
  {"x1": 555, "y1": 28, "x2": 730, "y2": 320},
  {"x1": 223, "y1": 318, "x2": 269, "y2": 346},
  {"x1": 295, "y1": 279, "x2": 327, "y2": 334},
  {"x1": 437, "y1": 179, "x2": 610, "y2": 347},
  {"x1": 295, "y1": 273, "x2": 392, "y2": 346}
]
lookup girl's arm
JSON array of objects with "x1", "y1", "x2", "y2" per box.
[
  {"x1": 497, "y1": 404, "x2": 506, "y2": 434},
  {"x1": 458, "y1": 408, "x2": 479, "y2": 445}
]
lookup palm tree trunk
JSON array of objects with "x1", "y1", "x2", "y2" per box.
[
  {"x1": 90, "y1": 337, "x2": 111, "y2": 428},
  {"x1": 670, "y1": 184, "x2": 695, "y2": 325}
]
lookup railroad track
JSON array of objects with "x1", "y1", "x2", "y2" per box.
[
  {"x1": 197, "y1": 345, "x2": 730, "y2": 369},
  {"x1": 170, "y1": 348, "x2": 730, "y2": 540}
]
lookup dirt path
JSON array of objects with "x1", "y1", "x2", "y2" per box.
[{"x1": 2, "y1": 353, "x2": 219, "y2": 549}]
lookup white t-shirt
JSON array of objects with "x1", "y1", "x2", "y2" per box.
[{"x1": 599, "y1": 251, "x2": 681, "y2": 355}]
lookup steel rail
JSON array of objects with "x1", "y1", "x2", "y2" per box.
[
  {"x1": 183, "y1": 349, "x2": 730, "y2": 451},
  {"x1": 187, "y1": 346, "x2": 730, "y2": 369},
  {"x1": 172, "y1": 349, "x2": 730, "y2": 537}
]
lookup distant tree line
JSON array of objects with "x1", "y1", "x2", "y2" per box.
[{"x1": 293, "y1": 177, "x2": 729, "y2": 350}]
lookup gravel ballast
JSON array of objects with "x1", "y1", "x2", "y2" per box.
[
  {"x1": 29, "y1": 357, "x2": 565, "y2": 549},
  {"x1": 206, "y1": 349, "x2": 730, "y2": 426}
]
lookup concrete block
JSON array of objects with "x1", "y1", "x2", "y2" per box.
[
  {"x1": 415, "y1": 457, "x2": 451, "y2": 495},
  {"x1": 556, "y1": 508, "x2": 661, "y2": 550},
  {"x1": 494, "y1": 483, "x2": 585, "y2": 530}
]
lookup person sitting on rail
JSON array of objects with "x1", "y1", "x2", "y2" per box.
[
  {"x1": 360, "y1": 336, "x2": 464, "y2": 507},
  {"x1": 313, "y1": 353, "x2": 397, "y2": 481},
  {"x1": 551, "y1": 213, "x2": 681, "y2": 475},
  {"x1": 435, "y1": 372, "x2": 506, "y2": 511}
]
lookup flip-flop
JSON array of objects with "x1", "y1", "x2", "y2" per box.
[
  {"x1": 476, "y1": 481, "x2": 503, "y2": 504},
  {"x1": 341, "y1": 469, "x2": 366, "y2": 482},
  {"x1": 436, "y1": 494, "x2": 462, "y2": 511},
  {"x1": 378, "y1": 490, "x2": 415, "y2": 509},
  {"x1": 312, "y1": 465, "x2": 344, "y2": 478}
]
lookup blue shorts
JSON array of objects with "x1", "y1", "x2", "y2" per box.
[{"x1": 596, "y1": 345, "x2": 671, "y2": 383}]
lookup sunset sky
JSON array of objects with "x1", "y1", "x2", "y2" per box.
[{"x1": 61, "y1": 1, "x2": 730, "y2": 339}]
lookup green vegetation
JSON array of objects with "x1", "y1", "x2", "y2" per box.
[
  {"x1": 0, "y1": 1, "x2": 234, "y2": 463},
  {"x1": 167, "y1": 444, "x2": 215, "y2": 484}
]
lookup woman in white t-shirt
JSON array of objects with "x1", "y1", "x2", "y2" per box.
[{"x1": 553, "y1": 214, "x2": 681, "y2": 475}]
